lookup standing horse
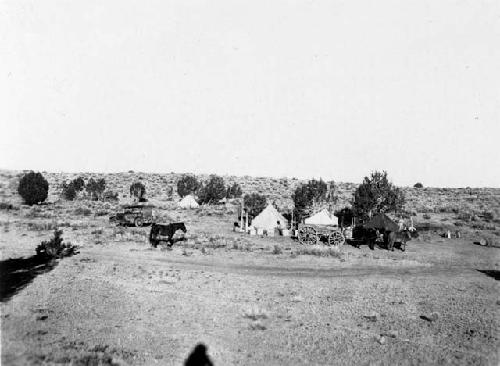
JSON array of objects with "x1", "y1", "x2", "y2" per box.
[
  {"x1": 149, "y1": 222, "x2": 187, "y2": 247},
  {"x1": 385, "y1": 229, "x2": 414, "y2": 251}
]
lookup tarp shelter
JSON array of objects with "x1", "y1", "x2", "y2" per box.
[
  {"x1": 251, "y1": 204, "x2": 287, "y2": 231},
  {"x1": 364, "y1": 213, "x2": 399, "y2": 232},
  {"x1": 178, "y1": 195, "x2": 199, "y2": 208},
  {"x1": 305, "y1": 209, "x2": 338, "y2": 226}
]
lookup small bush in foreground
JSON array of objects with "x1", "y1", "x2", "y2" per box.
[{"x1": 36, "y1": 229, "x2": 78, "y2": 259}]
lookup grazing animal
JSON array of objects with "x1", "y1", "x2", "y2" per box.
[
  {"x1": 149, "y1": 222, "x2": 187, "y2": 247},
  {"x1": 386, "y1": 230, "x2": 413, "y2": 251}
]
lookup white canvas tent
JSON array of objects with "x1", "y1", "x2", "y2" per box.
[
  {"x1": 251, "y1": 204, "x2": 287, "y2": 231},
  {"x1": 305, "y1": 209, "x2": 338, "y2": 226},
  {"x1": 178, "y1": 195, "x2": 199, "y2": 208}
]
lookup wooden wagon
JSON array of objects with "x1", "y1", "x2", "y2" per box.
[{"x1": 297, "y1": 223, "x2": 345, "y2": 247}]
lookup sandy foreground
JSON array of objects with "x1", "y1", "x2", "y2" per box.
[{"x1": 1, "y1": 212, "x2": 499, "y2": 366}]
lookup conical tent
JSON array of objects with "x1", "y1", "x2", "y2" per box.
[
  {"x1": 364, "y1": 213, "x2": 399, "y2": 232},
  {"x1": 251, "y1": 204, "x2": 287, "y2": 231},
  {"x1": 305, "y1": 209, "x2": 338, "y2": 226},
  {"x1": 178, "y1": 195, "x2": 199, "y2": 208}
]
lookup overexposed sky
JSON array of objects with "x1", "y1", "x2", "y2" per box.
[{"x1": 1, "y1": 0, "x2": 499, "y2": 187}]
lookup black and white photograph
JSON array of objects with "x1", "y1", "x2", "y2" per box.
[{"x1": 1, "y1": 0, "x2": 499, "y2": 365}]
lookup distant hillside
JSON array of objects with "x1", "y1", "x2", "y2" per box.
[{"x1": 1, "y1": 169, "x2": 499, "y2": 244}]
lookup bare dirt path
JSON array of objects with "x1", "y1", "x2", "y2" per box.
[{"x1": 84, "y1": 244, "x2": 492, "y2": 281}]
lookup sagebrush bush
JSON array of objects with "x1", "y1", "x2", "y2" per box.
[
  {"x1": 62, "y1": 182, "x2": 78, "y2": 201},
  {"x1": 243, "y1": 193, "x2": 267, "y2": 219},
  {"x1": 353, "y1": 171, "x2": 405, "y2": 220},
  {"x1": 86, "y1": 178, "x2": 106, "y2": 201},
  {"x1": 198, "y1": 175, "x2": 226, "y2": 204},
  {"x1": 130, "y1": 182, "x2": 146, "y2": 201},
  {"x1": 74, "y1": 207, "x2": 92, "y2": 216},
  {"x1": 0, "y1": 202, "x2": 16, "y2": 210},
  {"x1": 36, "y1": 229, "x2": 78, "y2": 259},
  {"x1": 102, "y1": 190, "x2": 118, "y2": 202},
  {"x1": 18, "y1": 171, "x2": 49, "y2": 205},
  {"x1": 272, "y1": 245, "x2": 283, "y2": 255},
  {"x1": 482, "y1": 211, "x2": 495, "y2": 222},
  {"x1": 293, "y1": 179, "x2": 334, "y2": 220},
  {"x1": 177, "y1": 175, "x2": 200, "y2": 198},
  {"x1": 226, "y1": 182, "x2": 243, "y2": 198},
  {"x1": 62, "y1": 177, "x2": 86, "y2": 201}
]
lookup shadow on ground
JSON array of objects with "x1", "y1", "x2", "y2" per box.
[
  {"x1": 0, "y1": 255, "x2": 58, "y2": 302},
  {"x1": 184, "y1": 343, "x2": 214, "y2": 366},
  {"x1": 477, "y1": 269, "x2": 500, "y2": 280}
]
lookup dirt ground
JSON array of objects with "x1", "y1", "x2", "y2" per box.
[{"x1": 1, "y1": 208, "x2": 499, "y2": 366}]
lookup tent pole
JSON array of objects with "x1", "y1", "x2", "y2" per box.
[{"x1": 241, "y1": 199, "x2": 244, "y2": 232}]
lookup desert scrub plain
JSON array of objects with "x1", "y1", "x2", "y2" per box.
[{"x1": 0, "y1": 169, "x2": 499, "y2": 365}]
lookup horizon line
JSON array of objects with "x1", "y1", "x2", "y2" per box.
[{"x1": 1, "y1": 167, "x2": 498, "y2": 190}]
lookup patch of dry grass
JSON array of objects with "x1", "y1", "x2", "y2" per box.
[{"x1": 293, "y1": 245, "x2": 342, "y2": 258}]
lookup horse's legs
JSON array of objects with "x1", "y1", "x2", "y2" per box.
[{"x1": 387, "y1": 236, "x2": 394, "y2": 251}]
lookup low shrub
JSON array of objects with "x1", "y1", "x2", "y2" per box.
[
  {"x1": 102, "y1": 190, "x2": 119, "y2": 202},
  {"x1": 482, "y1": 211, "x2": 495, "y2": 222},
  {"x1": 242, "y1": 306, "x2": 269, "y2": 320},
  {"x1": 74, "y1": 207, "x2": 92, "y2": 216},
  {"x1": 0, "y1": 202, "x2": 17, "y2": 210},
  {"x1": 472, "y1": 223, "x2": 486, "y2": 230},
  {"x1": 27, "y1": 221, "x2": 58, "y2": 231},
  {"x1": 36, "y1": 229, "x2": 78, "y2": 259},
  {"x1": 423, "y1": 214, "x2": 431, "y2": 220},
  {"x1": 272, "y1": 245, "x2": 283, "y2": 255}
]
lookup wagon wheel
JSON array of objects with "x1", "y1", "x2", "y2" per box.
[
  {"x1": 134, "y1": 217, "x2": 144, "y2": 227},
  {"x1": 328, "y1": 231, "x2": 345, "y2": 247},
  {"x1": 298, "y1": 226, "x2": 318, "y2": 245}
]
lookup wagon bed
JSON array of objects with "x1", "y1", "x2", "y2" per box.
[{"x1": 297, "y1": 223, "x2": 345, "y2": 247}]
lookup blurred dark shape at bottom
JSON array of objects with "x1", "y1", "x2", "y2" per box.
[{"x1": 184, "y1": 343, "x2": 214, "y2": 366}]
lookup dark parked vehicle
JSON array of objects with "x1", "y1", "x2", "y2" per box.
[
  {"x1": 149, "y1": 222, "x2": 187, "y2": 247},
  {"x1": 110, "y1": 204, "x2": 154, "y2": 227}
]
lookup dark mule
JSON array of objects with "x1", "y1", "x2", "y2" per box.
[
  {"x1": 149, "y1": 222, "x2": 187, "y2": 247},
  {"x1": 351, "y1": 226, "x2": 379, "y2": 250},
  {"x1": 386, "y1": 229, "x2": 415, "y2": 251}
]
